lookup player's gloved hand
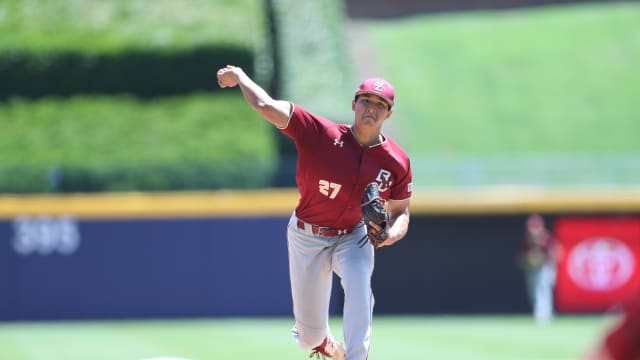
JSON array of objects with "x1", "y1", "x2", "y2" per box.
[{"x1": 358, "y1": 182, "x2": 389, "y2": 248}]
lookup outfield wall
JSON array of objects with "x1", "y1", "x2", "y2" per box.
[
  {"x1": 1, "y1": 189, "x2": 639, "y2": 320},
  {"x1": 1, "y1": 217, "x2": 297, "y2": 321}
]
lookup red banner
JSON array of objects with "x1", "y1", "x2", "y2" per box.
[{"x1": 555, "y1": 217, "x2": 640, "y2": 313}]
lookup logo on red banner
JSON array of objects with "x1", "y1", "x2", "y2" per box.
[
  {"x1": 555, "y1": 217, "x2": 640, "y2": 313},
  {"x1": 567, "y1": 237, "x2": 635, "y2": 291}
]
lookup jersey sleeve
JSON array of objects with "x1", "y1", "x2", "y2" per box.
[
  {"x1": 279, "y1": 103, "x2": 322, "y2": 141},
  {"x1": 391, "y1": 159, "x2": 412, "y2": 200}
]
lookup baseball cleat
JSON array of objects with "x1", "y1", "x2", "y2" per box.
[{"x1": 309, "y1": 335, "x2": 345, "y2": 360}]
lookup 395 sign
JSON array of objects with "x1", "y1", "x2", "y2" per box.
[{"x1": 12, "y1": 216, "x2": 81, "y2": 255}]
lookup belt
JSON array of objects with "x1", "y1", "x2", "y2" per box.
[{"x1": 296, "y1": 219, "x2": 352, "y2": 237}]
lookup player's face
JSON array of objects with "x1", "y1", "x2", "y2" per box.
[{"x1": 352, "y1": 94, "x2": 392, "y2": 127}]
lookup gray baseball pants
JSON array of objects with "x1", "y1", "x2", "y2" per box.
[{"x1": 287, "y1": 213, "x2": 374, "y2": 360}]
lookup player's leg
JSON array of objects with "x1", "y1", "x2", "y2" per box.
[
  {"x1": 536, "y1": 264, "x2": 555, "y2": 323},
  {"x1": 333, "y1": 229, "x2": 375, "y2": 360},
  {"x1": 287, "y1": 214, "x2": 335, "y2": 350},
  {"x1": 525, "y1": 269, "x2": 539, "y2": 318}
]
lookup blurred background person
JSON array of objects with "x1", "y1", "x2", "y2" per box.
[{"x1": 519, "y1": 213, "x2": 563, "y2": 324}]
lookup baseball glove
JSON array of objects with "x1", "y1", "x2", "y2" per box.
[{"x1": 357, "y1": 182, "x2": 389, "y2": 248}]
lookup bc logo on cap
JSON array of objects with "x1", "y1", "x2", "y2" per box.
[{"x1": 373, "y1": 80, "x2": 385, "y2": 92}]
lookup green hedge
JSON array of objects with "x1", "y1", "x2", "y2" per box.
[
  {"x1": 0, "y1": 161, "x2": 276, "y2": 193},
  {"x1": 0, "y1": 0, "x2": 280, "y2": 193},
  {"x1": 0, "y1": 0, "x2": 262, "y2": 52},
  {"x1": 0, "y1": 0, "x2": 267, "y2": 99},
  {"x1": 0, "y1": 94, "x2": 277, "y2": 192},
  {"x1": 0, "y1": 47, "x2": 253, "y2": 99}
]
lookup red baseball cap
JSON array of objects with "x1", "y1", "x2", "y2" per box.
[{"x1": 355, "y1": 78, "x2": 395, "y2": 107}]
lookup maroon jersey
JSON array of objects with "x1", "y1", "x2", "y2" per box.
[
  {"x1": 605, "y1": 293, "x2": 640, "y2": 360},
  {"x1": 280, "y1": 104, "x2": 412, "y2": 230}
]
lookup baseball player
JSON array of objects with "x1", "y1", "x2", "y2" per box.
[
  {"x1": 583, "y1": 290, "x2": 640, "y2": 360},
  {"x1": 217, "y1": 65, "x2": 412, "y2": 360},
  {"x1": 519, "y1": 214, "x2": 562, "y2": 325}
]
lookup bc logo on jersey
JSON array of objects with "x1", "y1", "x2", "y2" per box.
[{"x1": 375, "y1": 169, "x2": 392, "y2": 192}]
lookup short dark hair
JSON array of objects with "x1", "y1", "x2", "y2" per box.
[{"x1": 354, "y1": 95, "x2": 392, "y2": 111}]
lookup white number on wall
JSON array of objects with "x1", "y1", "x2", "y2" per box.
[{"x1": 12, "y1": 216, "x2": 80, "y2": 255}]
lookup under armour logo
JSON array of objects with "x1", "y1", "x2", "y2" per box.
[
  {"x1": 374, "y1": 80, "x2": 385, "y2": 92},
  {"x1": 337, "y1": 229, "x2": 347, "y2": 235},
  {"x1": 333, "y1": 139, "x2": 343, "y2": 147}
]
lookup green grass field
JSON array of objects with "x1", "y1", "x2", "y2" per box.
[
  {"x1": 356, "y1": 2, "x2": 640, "y2": 187},
  {"x1": 365, "y1": 2, "x2": 640, "y2": 155},
  {"x1": 0, "y1": 315, "x2": 615, "y2": 360}
]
